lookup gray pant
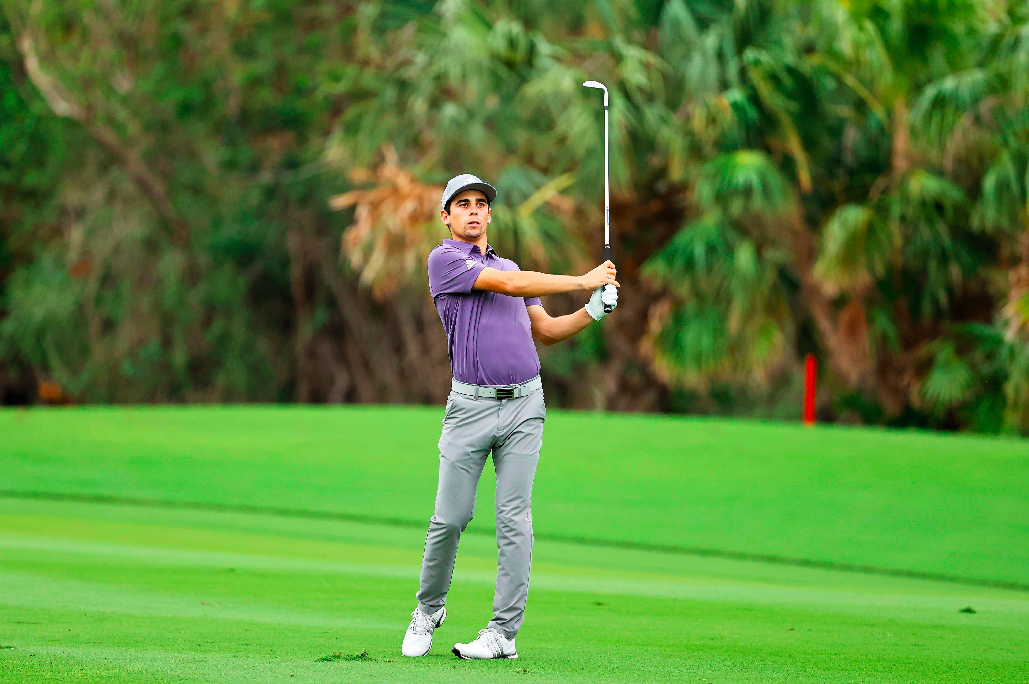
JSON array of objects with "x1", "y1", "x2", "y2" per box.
[{"x1": 416, "y1": 385, "x2": 546, "y2": 639}]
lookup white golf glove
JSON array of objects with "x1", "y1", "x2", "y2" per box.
[{"x1": 585, "y1": 285, "x2": 618, "y2": 321}]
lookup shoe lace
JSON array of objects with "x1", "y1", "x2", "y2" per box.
[
  {"x1": 409, "y1": 609, "x2": 435, "y2": 636},
  {"x1": 475, "y1": 628, "x2": 505, "y2": 657}
]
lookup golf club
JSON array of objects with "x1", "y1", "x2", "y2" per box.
[{"x1": 583, "y1": 79, "x2": 615, "y2": 314}]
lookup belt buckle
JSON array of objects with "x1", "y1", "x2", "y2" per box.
[{"x1": 495, "y1": 387, "x2": 515, "y2": 400}]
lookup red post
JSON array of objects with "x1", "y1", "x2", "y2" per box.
[{"x1": 803, "y1": 354, "x2": 817, "y2": 426}]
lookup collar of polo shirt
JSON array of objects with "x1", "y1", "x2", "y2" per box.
[{"x1": 443, "y1": 238, "x2": 497, "y2": 257}]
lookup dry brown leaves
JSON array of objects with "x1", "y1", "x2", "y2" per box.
[{"x1": 330, "y1": 149, "x2": 443, "y2": 299}]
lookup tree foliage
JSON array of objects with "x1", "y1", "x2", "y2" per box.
[{"x1": 1, "y1": 0, "x2": 1027, "y2": 433}]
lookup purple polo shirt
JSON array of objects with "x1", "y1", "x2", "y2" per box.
[{"x1": 428, "y1": 239, "x2": 542, "y2": 386}]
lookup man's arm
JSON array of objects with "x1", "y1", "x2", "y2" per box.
[
  {"x1": 473, "y1": 261, "x2": 618, "y2": 297},
  {"x1": 526, "y1": 304, "x2": 595, "y2": 346}
]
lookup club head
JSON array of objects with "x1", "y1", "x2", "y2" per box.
[{"x1": 582, "y1": 80, "x2": 608, "y2": 106}]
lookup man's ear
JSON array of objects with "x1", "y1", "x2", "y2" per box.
[{"x1": 440, "y1": 209, "x2": 450, "y2": 226}]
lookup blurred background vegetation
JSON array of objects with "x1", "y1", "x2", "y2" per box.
[{"x1": 1, "y1": 0, "x2": 1028, "y2": 434}]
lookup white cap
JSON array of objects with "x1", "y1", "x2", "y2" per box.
[{"x1": 441, "y1": 174, "x2": 497, "y2": 211}]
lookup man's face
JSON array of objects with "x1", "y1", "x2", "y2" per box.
[{"x1": 442, "y1": 190, "x2": 490, "y2": 241}]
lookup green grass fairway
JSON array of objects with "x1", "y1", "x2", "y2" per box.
[{"x1": 2, "y1": 406, "x2": 1028, "y2": 683}]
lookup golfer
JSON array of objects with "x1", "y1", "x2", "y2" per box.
[{"x1": 401, "y1": 174, "x2": 619, "y2": 660}]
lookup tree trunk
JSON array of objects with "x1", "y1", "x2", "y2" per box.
[
  {"x1": 286, "y1": 227, "x2": 316, "y2": 403},
  {"x1": 891, "y1": 97, "x2": 912, "y2": 180},
  {"x1": 791, "y1": 211, "x2": 872, "y2": 384},
  {"x1": 791, "y1": 208, "x2": 912, "y2": 414},
  {"x1": 315, "y1": 243, "x2": 407, "y2": 403}
]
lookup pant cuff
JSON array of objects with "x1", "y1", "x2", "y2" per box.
[
  {"x1": 488, "y1": 621, "x2": 516, "y2": 640},
  {"x1": 418, "y1": 602, "x2": 444, "y2": 616}
]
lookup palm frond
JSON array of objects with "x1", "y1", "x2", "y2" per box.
[
  {"x1": 919, "y1": 339, "x2": 974, "y2": 415},
  {"x1": 695, "y1": 150, "x2": 794, "y2": 218},
  {"x1": 814, "y1": 203, "x2": 897, "y2": 294},
  {"x1": 974, "y1": 148, "x2": 1028, "y2": 233},
  {"x1": 658, "y1": 0, "x2": 700, "y2": 61},
  {"x1": 640, "y1": 213, "x2": 736, "y2": 298},
  {"x1": 911, "y1": 68, "x2": 994, "y2": 149}
]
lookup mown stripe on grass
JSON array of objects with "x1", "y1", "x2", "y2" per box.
[
  {"x1": 2, "y1": 488, "x2": 1028, "y2": 594},
  {"x1": 4, "y1": 541, "x2": 1028, "y2": 616},
  {"x1": 0, "y1": 571, "x2": 397, "y2": 630}
]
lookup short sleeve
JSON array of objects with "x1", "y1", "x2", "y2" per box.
[{"x1": 428, "y1": 246, "x2": 487, "y2": 297}]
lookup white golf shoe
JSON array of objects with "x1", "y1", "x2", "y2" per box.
[
  {"x1": 452, "y1": 627, "x2": 518, "y2": 660},
  {"x1": 401, "y1": 607, "x2": 446, "y2": 657}
]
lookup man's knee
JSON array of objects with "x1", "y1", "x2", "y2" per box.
[
  {"x1": 431, "y1": 512, "x2": 474, "y2": 534},
  {"x1": 495, "y1": 504, "x2": 531, "y2": 536}
]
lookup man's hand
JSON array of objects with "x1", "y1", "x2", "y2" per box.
[
  {"x1": 585, "y1": 285, "x2": 618, "y2": 321},
  {"x1": 579, "y1": 261, "x2": 619, "y2": 291}
]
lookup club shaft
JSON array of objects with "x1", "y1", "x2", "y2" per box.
[
  {"x1": 603, "y1": 101, "x2": 613, "y2": 313},
  {"x1": 604, "y1": 103, "x2": 609, "y2": 250}
]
